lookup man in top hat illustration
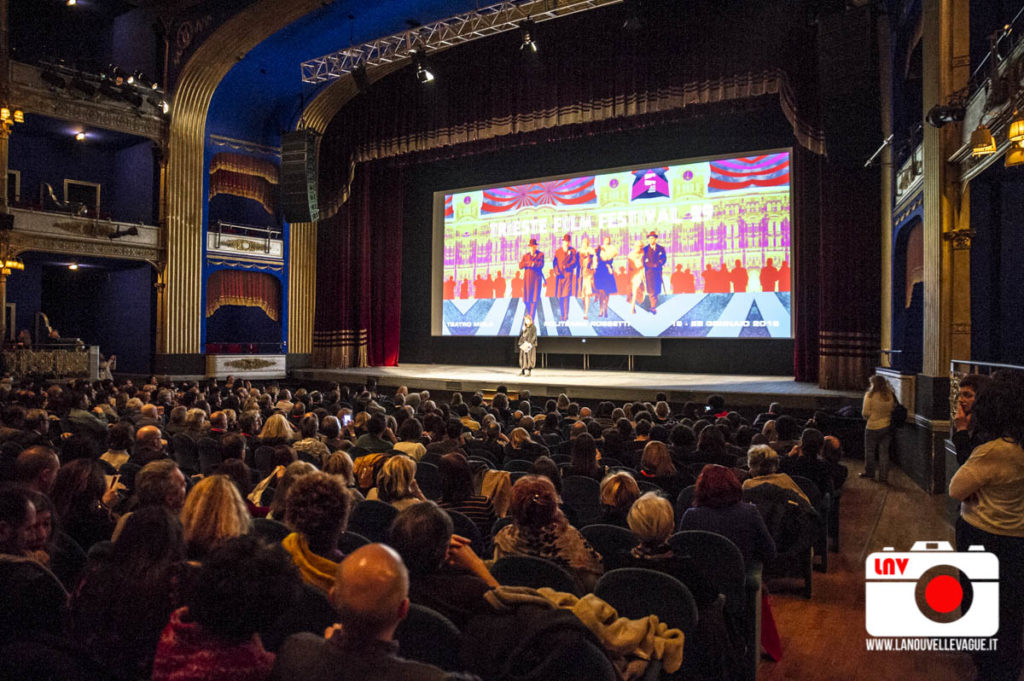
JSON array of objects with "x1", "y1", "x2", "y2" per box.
[
  {"x1": 553, "y1": 233, "x2": 580, "y2": 322},
  {"x1": 642, "y1": 231, "x2": 667, "y2": 313},
  {"x1": 518, "y1": 238, "x2": 545, "y2": 320}
]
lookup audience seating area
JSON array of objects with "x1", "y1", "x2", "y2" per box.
[{"x1": 0, "y1": 376, "x2": 862, "y2": 681}]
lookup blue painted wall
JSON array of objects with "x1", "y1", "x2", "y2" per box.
[{"x1": 112, "y1": 141, "x2": 157, "y2": 224}]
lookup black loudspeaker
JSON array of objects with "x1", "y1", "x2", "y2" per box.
[{"x1": 280, "y1": 130, "x2": 320, "y2": 223}]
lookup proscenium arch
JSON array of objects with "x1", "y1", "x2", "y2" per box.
[{"x1": 163, "y1": 0, "x2": 328, "y2": 355}]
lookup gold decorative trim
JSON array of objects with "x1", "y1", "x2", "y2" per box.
[
  {"x1": 223, "y1": 357, "x2": 276, "y2": 370},
  {"x1": 206, "y1": 257, "x2": 283, "y2": 272},
  {"x1": 288, "y1": 221, "x2": 316, "y2": 354},
  {"x1": 11, "y1": 233, "x2": 161, "y2": 261},
  {"x1": 164, "y1": 0, "x2": 329, "y2": 354}
]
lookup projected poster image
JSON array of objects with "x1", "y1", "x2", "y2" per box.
[{"x1": 440, "y1": 151, "x2": 792, "y2": 338}]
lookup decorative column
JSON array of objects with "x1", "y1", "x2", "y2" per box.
[{"x1": 287, "y1": 221, "x2": 316, "y2": 358}]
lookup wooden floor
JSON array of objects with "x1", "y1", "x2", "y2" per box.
[
  {"x1": 759, "y1": 459, "x2": 976, "y2": 681},
  {"x1": 294, "y1": 363, "x2": 861, "y2": 411}
]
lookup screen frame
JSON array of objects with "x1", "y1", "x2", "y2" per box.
[{"x1": 430, "y1": 146, "x2": 794, "y2": 339}]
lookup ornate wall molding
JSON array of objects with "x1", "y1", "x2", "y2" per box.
[
  {"x1": 942, "y1": 228, "x2": 975, "y2": 250},
  {"x1": 164, "y1": 0, "x2": 328, "y2": 354},
  {"x1": 11, "y1": 63, "x2": 167, "y2": 143}
]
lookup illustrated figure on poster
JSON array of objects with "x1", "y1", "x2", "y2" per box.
[
  {"x1": 593, "y1": 235, "x2": 618, "y2": 318},
  {"x1": 701, "y1": 264, "x2": 716, "y2": 293},
  {"x1": 493, "y1": 271, "x2": 507, "y2": 298},
  {"x1": 642, "y1": 231, "x2": 667, "y2": 313},
  {"x1": 484, "y1": 273, "x2": 495, "y2": 298},
  {"x1": 474, "y1": 274, "x2": 486, "y2": 299},
  {"x1": 443, "y1": 275, "x2": 456, "y2": 300},
  {"x1": 459, "y1": 278, "x2": 470, "y2": 299},
  {"x1": 671, "y1": 265, "x2": 695, "y2": 294},
  {"x1": 545, "y1": 269, "x2": 557, "y2": 298},
  {"x1": 627, "y1": 242, "x2": 646, "y2": 314},
  {"x1": 578, "y1": 236, "x2": 596, "y2": 320},
  {"x1": 717, "y1": 262, "x2": 731, "y2": 293},
  {"x1": 553, "y1": 233, "x2": 580, "y2": 321},
  {"x1": 511, "y1": 271, "x2": 524, "y2": 298},
  {"x1": 518, "y1": 238, "x2": 545, "y2": 320},
  {"x1": 518, "y1": 314, "x2": 537, "y2": 376},
  {"x1": 777, "y1": 260, "x2": 791, "y2": 292},
  {"x1": 760, "y1": 257, "x2": 779, "y2": 292},
  {"x1": 731, "y1": 259, "x2": 748, "y2": 292}
]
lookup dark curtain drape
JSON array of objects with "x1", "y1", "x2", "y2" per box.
[
  {"x1": 313, "y1": 160, "x2": 403, "y2": 367},
  {"x1": 313, "y1": 0, "x2": 876, "y2": 376}
]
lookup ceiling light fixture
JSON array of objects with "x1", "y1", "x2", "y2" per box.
[
  {"x1": 970, "y1": 123, "x2": 997, "y2": 156},
  {"x1": 1009, "y1": 110, "x2": 1024, "y2": 144},
  {"x1": 413, "y1": 49, "x2": 434, "y2": 84},
  {"x1": 519, "y1": 19, "x2": 538, "y2": 52},
  {"x1": 68, "y1": 262, "x2": 78, "y2": 270}
]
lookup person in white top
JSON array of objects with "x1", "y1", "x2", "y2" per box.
[{"x1": 861, "y1": 374, "x2": 895, "y2": 482}]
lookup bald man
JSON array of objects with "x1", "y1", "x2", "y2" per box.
[
  {"x1": 269, "y1": 544, "x2": 480, "y2": 681},
  {"x1": 13, "y1": 446, "x2": 60, "y2": 494},
  {"x1": 131, "y1": 425, "x2": 167, "y2": 466}
]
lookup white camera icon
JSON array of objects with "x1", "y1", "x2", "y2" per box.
[{"x1": 865, "y1": 541, "x2": 998, "y2": 637}]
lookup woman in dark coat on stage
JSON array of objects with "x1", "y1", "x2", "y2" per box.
[
  {"x1": 593, "y1": 236, "x2": 618, "y2": 318},
  {"x1": 518, "y1": 315, "x2": 537, "y2": 376}
]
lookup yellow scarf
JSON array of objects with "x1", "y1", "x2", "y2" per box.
[{"x1": 282, "y1": 532, "x2": 338, "y2": 593}]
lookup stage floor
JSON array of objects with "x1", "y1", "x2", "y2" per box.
[{"x1": 293, "y1": 363, "x2": 861, "y2": 410}]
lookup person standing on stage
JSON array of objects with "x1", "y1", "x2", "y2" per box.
[
  {"x1": 642, "y1": 231, "x2": 667, "y2": 314},
  {"x1": 519, "y1": 239, "x2": 545, "y2": 320},
  {"x1": 518, "y1": 315, "x2": 537, "y2": 376},
  {"x1": 593, "y1": 236, "x2": 618, "y2": 318},
  {"x1": 553, "y1": 234, "x2": 580, "y2": 322}
]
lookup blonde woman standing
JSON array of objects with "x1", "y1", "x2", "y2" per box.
[{"x1": 861, "y1": 374, "x2": 895, "y2": 482}]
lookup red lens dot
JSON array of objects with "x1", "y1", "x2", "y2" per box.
[{"x1": 925, "y1": 575, "x2": 963, "y2": 613}]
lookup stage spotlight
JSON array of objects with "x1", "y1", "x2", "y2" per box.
[
  {"x1": 66, "y1": 0, "x2": 76, "y2": 6},
  {"x1": 352, "y1": 63, "x2": 370, "y2": 93},
  {"x1": 68, "y1": 262, "x2": 78, "y2": 270},
  {"x1": 519, "y1": 19, "x2": 538, "y2": 52},
  {"x1": 413, "y1": 50, "x2": 434, "y2": 84},
  {"x1": 622, "y1": 0, "x2": 643, "y2": 31},
  {"x1": 110, "y1": 65, "x2": 128, "y2": 86},
  {"x1": 925, "y1": 104, "x2": 965, "y2": 128},
  {"x1": 970, "y1": 123, "x2": 997, "y2": 156},
  {"x1": 75, "y1": 131, "x2": 86, "y2": 141}
]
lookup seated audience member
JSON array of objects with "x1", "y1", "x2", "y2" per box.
[
  {"x1": 638, "y1": 440, "x2": 686, "y2": 499},
  {"x1": 529, "y1": 455, "x2": 564, "y2": 495},
  {"x1": 180, "y1": 474, "x2": 253, "y2": 560},
  {"x1": 266, "y1": 460, "x2": 316, "y2": 520},
  {"x1": 19, "y1": 408, "x2": 54, "y2": 449},
  {"x1": 49, "y1": 458, "x2": 119, "y2": 551},
  {"x1": 625, "y1": 493, "x2": 716, "y2": 606},
  {"x1": 387, "y1": 502, "x2": 498, "y2": 628},
  {"x1": 354, "y1": 413, "x2": 396, "y2": 454},
  {"x1": 951, "y1": 373, "x2": 992, "y2": 466},
  {"x1": 567, "y1": 433, "x2": 607, "y2": 480},
  {"x1": 598, "y1": 471, "x2": 641, "y2": 528},
  {"x1": 152, "y1": 536, "x2": 301, "y2": 681},
  {"x1": 320, "y1": 415, "x2": 349, "y2": 453},
  {"x1": 753, "y1": 402, "x2": 784, "y2": 429},
  {"x1": 780, "y1": 428, "x2": 834, "y2": 496},
  {"x1": 456, "y1": 403, "x2": 481, "y2": 432},
  {"x1": 761, "y1": 420, "x2": 778, "y2": 443},
  {"x1": 13, "y1": 445, "x2": 60, "y2": 494},
  {"x1": 742, "y1": 445, "x2": 810, "y2": 504},
  {"x1": 258, "y1": 414, "x2": 297, "y2": 448},
  {"x1": 324, "y1": 450, "x2": 365, "y2": 503},
  {"x1": 503, "y1": 426, "x2": 549, "y2": 462},
  {"x1": 293, "y1": 413, "x2": 330, "y2": 467},
  {"x1": 0, "y1": 484, "x2": 38, "y2": 557},
  {"x1": 282, "y1": 471, "x2": 353, "y2": 593},
  {"x1": 493, "y1": 475, "x2": 603, "y2": 591},
  {"x1": 183, "y1": 408, "x2": 210, "y2": 442},
  {"x1": 678, "y1": 465, "x2": 776, "y2": 568},
  {"x1": 368, "y1": 455, "x2": 426, "y2": 511},
  {"x1": 438, "y1": 452, "x2": 496, "y2": 538},
  {"x1": 770, "y1": 415, "x2": 801, "y2": 455},
  {"x1": 71, "y1": 507, "x2": 189, "y2": 681},
  {"x1": 668, "y1": 424, "x2": 697, "y2": 466},
  {"x1": 100, "y1": 422, "x2": 134, "y2": 471},
  {"x1": 821, "y1": 436, "x2": 849, "y2": 490},
  {"x1": 694, "y1": 426, "x2": 737, "y2": 467},
  {"x1": 393, "y1": 418, "x2": 427, "y2": 461},
  {"x1": 114, "y1": 459, "x2": 189, "y2": 541},
  {"x1": 207, "y1": 410, "x2": 230, "y2": 441},
  {"x1": 269, "y1": 543, "x2": 481, "y2": 681},
  {"x1": 426, "y1": 418, "x2": 465, "y2": 457},
  {"x1": 23, "y1": 489, "x2": 87, "y2": 589},
  {"x1": 133, "y1": 424, "x2": 170, "y2": 465}
]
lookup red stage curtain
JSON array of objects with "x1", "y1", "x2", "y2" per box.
[
  {"x1": 312, "y1": 161, "x2": 403, "y2": 368},
  {"x1": 206, "y1": 269, "x2": 281, "y2": 322},
  {"x1": 209, "y1": 152, "x2": 279, "y2": 215}
]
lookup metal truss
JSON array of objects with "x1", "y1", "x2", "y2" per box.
[{"x1": 300, "y1": 0, "x2": 623, "y2": 84}]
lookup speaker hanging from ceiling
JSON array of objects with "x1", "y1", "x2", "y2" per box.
[{"x1": 280, "y1": 129, "x2": 320, "y2": 223}]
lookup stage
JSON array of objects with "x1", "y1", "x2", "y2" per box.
[{"x1": 292, "y1": 363, "x2": 861, "y2": 411}]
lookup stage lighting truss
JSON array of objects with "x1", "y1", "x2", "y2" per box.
[{"x1": 300, "y1": 0, "x2": 623, "y2": 84}]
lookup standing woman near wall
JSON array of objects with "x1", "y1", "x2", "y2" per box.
[
  {"x1": 861, "y1": 375, "x2": 894, "y2": 483},
  {"x1": 949, "y1": 370, "x2": 1024, "y2": 681}
]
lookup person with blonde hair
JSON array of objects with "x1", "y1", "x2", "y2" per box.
[
  {"x1": 367, "y1": 455, "x2": 425, "y2": 511},
  {"x1": 761, "y1": 419, "x2": 778, "y2": 443},
  {"x1": 599, "y1": 471, "x2": 641, "y2": 527},
  {"x1": 258, "y1": 413, "x2": 296, "y2": 446},
  {"x1": 180, "y1": 475, "x2": 252, "y2": 560},
  {"x1": 742, "y1": 444, "x2": 809, "y2": 504},
  {"x1": 183, "y1": 408, "x2": 209, "y2": 441},
  {"x1": 861, "y1": 374, "x2": 895, "y2": 482}
]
